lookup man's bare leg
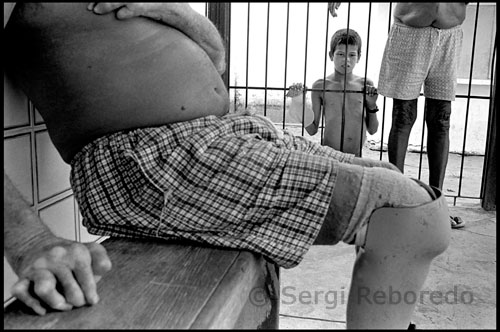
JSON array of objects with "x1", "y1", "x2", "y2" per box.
[
  {"x1": 316, "y1": 164, "x2": 450, "y2": 328},
  {"x1": 425, "y1": 98, "x2": 451, "y2": 190},
  {"x1": 346, "y1": 186, "x2": 450, "y2": 328},
  {"x1": 388, "y1": 99, "x2": 418, "y2": 173}
]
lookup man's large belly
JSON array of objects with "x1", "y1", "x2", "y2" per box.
[{"x1": 5, "y1": 3, "x2": 229, "y2": 163}]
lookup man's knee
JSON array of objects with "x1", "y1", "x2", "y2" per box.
[
  {"x1": 360, "y1": 183, "x2": 451, "y2": 259},
  {"x1": 392, "y1": 99, "x2": 418, "y2": 127},
  {"x1": 425, "y1": 98, "x2": 451, "y2": 132}
]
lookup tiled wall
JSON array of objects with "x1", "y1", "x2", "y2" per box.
[{"x1": 3, "y1": 74, "x2": 104, "y2": 304}]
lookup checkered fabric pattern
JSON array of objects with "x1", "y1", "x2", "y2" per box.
[
  {"x1": 378, "y1": 22, "x2": 463, "y2": 101},
  {"x1": 70, "y1": 112, "x2": 355, "y2": 268}
]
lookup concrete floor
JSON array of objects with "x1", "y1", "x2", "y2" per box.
[{"x1": 277, "y1": 147, "x2": 496, "y2": 329}]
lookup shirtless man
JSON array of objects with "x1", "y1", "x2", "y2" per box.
[
  {"x1": 4, "y1": 1, "x2": 228, "y2": 315},
  {"x1": 306, "y1": 28, "x2": 379, "y2": 157},
  {"x1": 378, "y1": 3, "x2": 468, "y2": 228},
  {"x1": 4, "y1": 3, "x2": 451, "y2": 329}
]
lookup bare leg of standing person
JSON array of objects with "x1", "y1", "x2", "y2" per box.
[
  {"x1": 425, "y1": 98, "x2": 465, "y2": 228},
  {"x1": 425, "y1": 98, "x2": 451, "y2": 191},
  {"x1": 388, "y1": 99, "x2": 418, "y2": 173}
]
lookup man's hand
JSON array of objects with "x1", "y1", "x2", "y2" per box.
[
  {"x1": 11, "y1": 239, "x2": 111, "y2": 316},
  {"x1": 5, "y1": 172, "x2": 113, "y2": 316},
  {"x1": 328, "y1": 2, "x2": 341, "y2": 18},
  {"x1": 87, "y1": 3, "x2": 226, "y2": 75},
  {"x1": 88, "y1": 3, "x2": 186, "y2": 21}
]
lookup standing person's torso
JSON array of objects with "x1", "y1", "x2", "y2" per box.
[
  {"x1": 313, "y1": 77, "x2": 368, "y2": 156},
  {"x1": 393, "y1": 2, "x2": 467, "y2": 29},
  {"x1": 4, "y1": 3, "x2": 229, "y2": 163}
]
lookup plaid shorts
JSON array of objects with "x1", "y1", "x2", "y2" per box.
[
  {"x1": 70, "y1": 112, "x2": 354, "y2": 268},
  {"x1": 378, "y1": 22, "x2": 463, "y2": 101}
]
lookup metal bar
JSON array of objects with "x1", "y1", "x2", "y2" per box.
[
  {"x1": 227, "y1": 85, "x2": 491, "y2": 100},
  {"x1": 458, "y1": 2, "x2": 481, "y2": 199},
  {"x1": 264, "y1": 2, "x2": 270, "y2": 117},
  {"x1": 281, "y1": 3, "x2": 291, "y2": 130},
  {"x1": 301, "y1": 3, "x2": 311, "y2": 137},
  {"x1": 207, "y1": 3, "x2": 231, "y2": 90},
  {"x1": 480, "y1": 28, "x2": 497, "y2": 210},
  {"x1": 359, "y1": 3, "x2": 373, "y2": 158},
  {"x1": 320, "y1": 2, "x2": 331, "y2": 145},
  {"x1": 299, "y1": 88, "x2": 363, "y2": 93},
  {"x1": 245, "y1": 3, "x2": 251, "y2": 109},
  {"x1": 380, "y1": 3, "x2": 393, "y2": 160},
  {"x1": 417, "y1": 104, "x2": 426, "y2": 182},
  {"x1": 339, "y1": 3, "x2": 352, "y2": 152}
]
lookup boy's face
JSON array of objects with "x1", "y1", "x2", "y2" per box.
[{"x1": 329, "y1": 43, "x2": 359, "y2": 74}]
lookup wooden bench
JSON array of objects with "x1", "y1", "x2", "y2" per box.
[{"x1": 4, "y1": 238, "x2": 280, "y2": 329}]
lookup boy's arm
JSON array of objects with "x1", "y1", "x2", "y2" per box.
[
  {"x1": 306, "y1": 81, "x2": 325, "y2": 136},
  {"x1": 365, "y1": 112, "x2": 379, "y2": 135},
  {"x1": 88, "y1": 3, "x2": 226, "y2": 75},
  {"x1": 364, "y1": 82, "x2": 379, "y2": 135}
]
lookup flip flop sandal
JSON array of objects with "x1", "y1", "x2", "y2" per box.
[{"x1": 450, "y1": 215, "x2": 466, "y2": 229}]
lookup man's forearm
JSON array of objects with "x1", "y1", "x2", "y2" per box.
[
  {"x1": 4, "y1": 3, "x2": 58, "y2": 275},
  {"x1": 4, "y1": 171, "x2": 56, "y2": 273}
]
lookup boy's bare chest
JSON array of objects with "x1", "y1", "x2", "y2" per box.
[
  {"x1": 322, "y1": 89, "x2": 365, "y2": 116},
  {"x1": 320, "y1": 79, "x2": 364, "y2": 101}
]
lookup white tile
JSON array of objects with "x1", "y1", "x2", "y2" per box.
[
  {"x1": 35, "y1": 131, "x2": 71, "y2": 201},
  {"x1": 4, "y1": 135, "x2": 33, "y2": 205},
  {"x1": 39, "y1": 196, "x2": 77, "y2": 241}
]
